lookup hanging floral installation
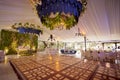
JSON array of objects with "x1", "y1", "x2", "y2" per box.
[
  {"x1": 29, "y1": 0, "x2": 87, "y2": 30},
  {"x1": 11, "y1": 22, "x2": 43, "y2": 35}
]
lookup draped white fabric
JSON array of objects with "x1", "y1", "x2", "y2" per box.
[{"x1": 0, "y1": 0, "x2": 120, "y2": 42}]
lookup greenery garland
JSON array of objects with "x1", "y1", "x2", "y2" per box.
[
  {"x1": 41, "y1": 13, "x2": 77, "y2": 30},
  {"x1": 11, "y1": 22, "x2": 43, "y2": 34}
]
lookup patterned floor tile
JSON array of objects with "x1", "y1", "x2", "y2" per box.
[{"x1": 10, "y1": 54, "x2": 120, "y2": 80}]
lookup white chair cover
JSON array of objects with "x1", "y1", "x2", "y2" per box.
[{"x1": 92, "y1": 51, "x2": 99, "y2": 60}]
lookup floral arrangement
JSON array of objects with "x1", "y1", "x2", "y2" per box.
[
  {"x1": 11, "y1": 22, "x2": 43, "y2": 34},
  {"x1": 29, "y1": 0, "x2": 87, "y2": 30},
  {"x1": 42, "y1": 13, "x2": 77, "y2": 30}
]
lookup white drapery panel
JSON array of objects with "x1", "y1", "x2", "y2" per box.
[{"x1": 77, "y1": 0, "x2": 120, "y2": 42}]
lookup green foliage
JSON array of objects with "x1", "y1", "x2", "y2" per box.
[
  {"x1": 64, "y1": 15, "x2": 77, "y2": 29},
  {"x1": 12, "y1": 22, "x2": 42, "y2": 29},
  {"x1": 42, "y1": 13, "x2": 77, "y2": 30},
  {"x1": 11, "y1": 22, "x2": 43, "y2": 34},
  {"x1": 6, "y1": 48, "x2": 17, "y2": 55},
  {"x1": 19, "y1": 50, "x2": 34, "y2": 56},
  {"x1": 0, "y1": 29, "x2": 38, "y2": 55},
  {"x1": 38, "y1": 41, "x2": 46, "y2": 51}
]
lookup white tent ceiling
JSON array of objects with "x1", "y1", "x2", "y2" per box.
[{"x1": 0, "y1": 0, "x2": 120, "y2": 42}]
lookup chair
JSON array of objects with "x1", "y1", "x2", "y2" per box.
[
  {"x1": 0, "y1": 50, "x2": 5, "y2": 62},
  {"x1": 80, "y1": 50, "x2": 85, "y2": 60},
  {"x1": 92, "y1": 51, "x2": 99, "y2": 61},
  {"x1": 99, "y1": 52, "x2": 106, "y2": 62},
  {"x1": 85, "y1": 51, "x2": 92, "y2": 60}
]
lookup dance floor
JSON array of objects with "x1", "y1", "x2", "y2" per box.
[{"x1": 9, "y1": 54, "x2": 120, "y2": 80}]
